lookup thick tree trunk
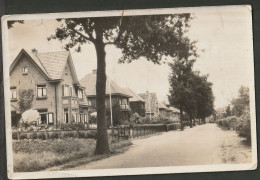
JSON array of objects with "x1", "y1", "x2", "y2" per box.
[
  {"x1": 94, "y1": 28, "x2": 110, "y2": 155},
  {"x1": 180, "y1": 106, "x2": 184, "y2": 131}
]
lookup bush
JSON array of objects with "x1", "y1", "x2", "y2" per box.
[
  {"x1": 61, "y1": 123, "x2": 85, "y2": 130},
  {"x1": 237, "y1": 107, "x2": 251, "y2": 139},
  {"x1": 49, "y1": 131, "x2": 59, "y2": 139},
  {"x1": 27, "y1": 132, "x2": 37, "y2": 139}
]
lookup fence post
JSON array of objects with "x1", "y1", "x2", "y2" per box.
[
  {"x1": 117, "y1": 126, "x2": 120, "y2": 142},
  {"x1": 76, "y1": 127, "x2": 79, "y2": 138},
  {"x1": 17, "y1": 131, "x2": 20, "y2": 141},
  {"x1": 45, "y1": 129, "x2": 49, "y2": 140}
]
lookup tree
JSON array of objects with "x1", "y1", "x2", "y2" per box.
[
  {"x1": 231, "y1": 86, "x2": 249, "y2": 117},
  {"x1": 48, "y1": 14, "x2": 196, "y2": 155},
  {"x1": 168, "y1": 57, "x2": 196, "y2": 130},
  {"x1": 193, "y1": 72, "x2": 215, "y2": 123},
  {"x1": 168, "y1": 62, "x2": 215, "y2": 128},
  {"x1": 18, "y1": 89, "x2": 34, "y2": 113},
  {"x1": 7, "y1": 20, "x2": 24, "y2": 29}
]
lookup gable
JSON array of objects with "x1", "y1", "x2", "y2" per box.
[{"x1": 10, "y1": 50, "x2": 49, "y2": 80}]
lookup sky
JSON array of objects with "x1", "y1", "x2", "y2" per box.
[{"x1": 7, "y1": 6, "x2": 254, "y2": 109}]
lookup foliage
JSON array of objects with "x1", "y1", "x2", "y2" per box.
[
  {"x1": 12, "y1": 138, "x2": 132, "y2": 172},
  {"x1": 223, "y1": 105, "x2": 232, "y2": 118},
  {"x1": 231, "y1": 86, "x2": 250, "y2": 117},
  {"x1": 60, "y1": 122, "x2": 85, "y2": 130},
  {"x1": 48, "y1": 14, "x2": 197, "y2": 155},
  {"x1": 130, "y1": 112, "x2": 141, "y2": 124},
  {"x1": 236, "y1": 107, "x2": 251, "y2": 139},
  {"x1": 18, "y1": 89, "x2": 34, "y2": 113},
  {"x1": 168, "y1": 58, "x2": 215, "y2": 128},
  {"x1": 7, "y1": 20, "x2": 24, "y2": 29},
  {"x1": 106, "y1": 103, "x2": 130, "y2": 126},
  {"x1": 21, "y1": 109, "x2": 40, "y2": 123},
  {"x1": 88, "y1": 107, "x2": 97, "y2": 124}
]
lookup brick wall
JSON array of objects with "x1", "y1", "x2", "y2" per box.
[{"x1": 10, "y1": 54, "x2": 56, "y2": 123}]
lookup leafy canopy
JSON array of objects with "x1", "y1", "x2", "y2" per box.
[{"x1": 48, "y1": 14, "x2": 197, "y2": 64}]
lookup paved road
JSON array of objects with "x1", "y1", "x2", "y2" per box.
[{"x1": 68, "y1": 123, "x2": 250, "y2": 170}]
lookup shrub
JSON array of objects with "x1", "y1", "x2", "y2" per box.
[
  {"x1": 61, "y1": 123, "x2": 85, "y2": 130},
  {"x1": 237, "y1": 107, "x2": 251, "y2": 139},
  {"x1": 49, "y1": 131, "x2": 59, "y2": 139},
  {"x1": 20, "y1": 133, "x2": 27, "y2": 140},
  {"x1": 27, "y1": 132, "x2": 37, "y2": 139},
  {"x1": 37, "y1": 132, "x2": 47, "y2": 140}
]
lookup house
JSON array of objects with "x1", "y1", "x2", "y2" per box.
[
  {"x1": 138, "y1": 91, "x2": 159, "y2": 117},
  {"x1": 160, "y1": 101, "x2": 180, "y2": 122},
  {"x1": 158, "y1": 102, "x2": 168, "y2": 117},
  {"x1": 80, "y1": 70, "x2": 132, "y2": 126},
  {"x1": 10, "y1": 49, "x2": 90, "y2": 128},
  {"x1": 123, "y1": 88, "x2": 145, "y2": 117},
  {"x1": 167, "y1": 107, "x2": 180, "y2": 122}
]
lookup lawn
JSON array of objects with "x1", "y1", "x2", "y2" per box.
[{"x1": 13, "y1": 138, "x2": 132, "y2": 172}]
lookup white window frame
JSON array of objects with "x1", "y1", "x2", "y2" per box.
[
  {"x1": 63, "y1": 84, "x2": 72, "y2": 97},
  {"x1": 10, "y1": 88, "x2": 17, "y2": 99},
  {"x1": 78, "y1": 89, "x2": 83, "y2": 99},
  {"x1": 22, "y1": 67, "x2": 28, "y2": 75},
  {"x1": 36, "y1": 84, "x2": 47, "y2": 98},
  {"x1": 84, "y1": 114, "x2": 88, "y2": 123}
]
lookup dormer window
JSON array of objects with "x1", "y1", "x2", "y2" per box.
[
  {"x1": 22, "y1": 67, "x2": 28, "y2": 75},
  {"x1": 65, "y1": 67, "x2": 68, "y2": 75}
]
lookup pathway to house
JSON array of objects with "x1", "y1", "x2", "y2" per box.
[{"x1": 66, "y1": 123, "x2": 251, "y2": 170}]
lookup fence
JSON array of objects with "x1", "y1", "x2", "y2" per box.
[{"x1": 12, "y1": 123, "x2": 181, "y2": 141}]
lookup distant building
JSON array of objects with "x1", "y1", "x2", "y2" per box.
[
  {"x1": 139, "y1": 91, "x2": 159, "y2": 117},
  {"x1": 158, "y1": 102, "x2": 168, "y2": 117},
  {"x1": 80, "y1": 70, "x2": 132, "y2": 125},
  {"x1": 123, "y1": 88, "x2": 145, "y2": 117},
  {"x1": 10, "y1": 49, "x2": 89, "y2": 128}
]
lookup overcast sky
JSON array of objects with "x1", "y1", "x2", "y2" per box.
[{"x1": 7, "y1": 6, "x2": 253, "y2": 109}]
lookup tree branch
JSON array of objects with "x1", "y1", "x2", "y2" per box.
[{"x1": 67, "y1": 26, "x2": 96, "y2": 44}]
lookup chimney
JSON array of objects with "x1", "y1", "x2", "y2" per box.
[
  {"x1": 31, "y1": 48, "x2": 38, "y2": 55},
  {"x1": 92, "y1": 69, "x2": 97, "y2": 74}
]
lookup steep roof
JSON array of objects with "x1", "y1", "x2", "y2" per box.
[
  {"x1": 158, "y1": 102, "x2": 167, "y2": 109},
  {"x1": 36, "y1": 51, "x2": 70, "y2": 80},
  {"x1": 10, "y1": 49, "x2": 78, "y2": 82},
  {"x1": 123, "y1": 88, "x2": 145, "y2": 102},
  {"x1": 80, "y1": 71, "x2": 131, "y2": 98},
  {"x1": 168, "y1": 107, "x2": 180, "y2": 113}
]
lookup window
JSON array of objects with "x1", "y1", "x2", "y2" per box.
[
  {"x1": 38, "y1": 109, "x2": 53, "y2": 125},
  {"x1": 64, "y1": 108, "x2": 69, "y2": 123},
  {"x1": 62, "y1": 84, "x2": 72, "y2": 96},
  {"x1": 40, "y1": 113, "x2": 47, "y2": 124},
  {"x1": 78, "y1": 89, "x2": 83, "y2": 99},
  {"x1": 84, "y1": 114, "x2": 88, "y2": 123},
  {"x1": 22, "y1": 67, "x2": 28, "y2": 75},
  {"x1": 36, "y1": 85, "x2": 47, "y2": 98},
  {"x1": 10, "y1": 87, "x2": 17, "y2": 99},
  {"x1": 72, "y1": 109, "x2": 78, "y2": 123},
  {"x1": 48, "y1": 113, "x2": 54, "y2": 125},
  {"x1": 80, "y1": 114, "x2": 84, "y2": 123}
]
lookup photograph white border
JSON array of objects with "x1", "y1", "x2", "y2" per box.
[{"x1": 1, "y1": 5, "x2": 257, "y2": 179}]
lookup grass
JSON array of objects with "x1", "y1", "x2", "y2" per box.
[{"x1": 13, "y1": 138, "x2": 132, "y2": 172}]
